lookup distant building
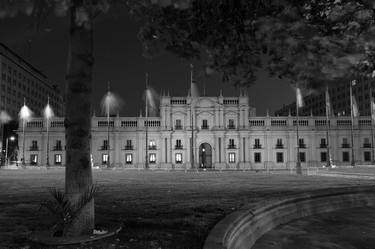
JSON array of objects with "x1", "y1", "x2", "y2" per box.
[
  {"x1": 17, "y1": 92, "x2": 375, "y2": 169},
  {"x1": 0, "y1": 42, "x2": 64, "y2": 118},
  {"x1": 274, "y1": 80, "x2": 374, "y2": 117}
]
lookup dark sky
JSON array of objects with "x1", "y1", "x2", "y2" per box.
[{"x1": 1, "y1": 6, "x2": 294, "y2": 116}]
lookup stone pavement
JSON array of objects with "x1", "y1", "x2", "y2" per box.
[{"x1": 252, "y1": 206, "x2": 375, "y2": 249}]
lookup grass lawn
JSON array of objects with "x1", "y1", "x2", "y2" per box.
[{"x1": 0, "y1": 169, "x2": 374, "y2": 249}]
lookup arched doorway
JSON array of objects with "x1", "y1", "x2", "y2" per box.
[{"x1": 199, "y1": 143, "x2": 212, "y2": 168}]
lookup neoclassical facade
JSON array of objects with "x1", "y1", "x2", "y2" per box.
[{"x1": 17, "y1": 93, "x2": 375, "y2": 169}]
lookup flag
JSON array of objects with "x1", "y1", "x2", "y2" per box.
[
  {"x1": 371, "y1": 91, "x2": 375, "y2": 122},
  {"x1": 296, "y1": 87, "x2": 304, "y2": 108},
  {"x1": 325, "y1": 87, "x2": 331, "y2": 117},
  {"x1": 352, "y1": 95, "x2": 359, "y2": 117},
  {"x1": 190, "y1": 64, "x2": 200, "y2": 98},
  {"x1": 0, "y1": 110, "x2": 11, "y2": 124}
]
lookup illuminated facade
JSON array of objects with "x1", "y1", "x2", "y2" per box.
[{"x1": 17, "y1": 93, "x2": 375, "y2": 169}]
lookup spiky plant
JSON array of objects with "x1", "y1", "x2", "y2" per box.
[{"x1": 40, "y1": 185, "x2": 98, "y2": 237}]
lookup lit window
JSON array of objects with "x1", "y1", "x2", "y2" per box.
[
  {"x1": 175, "y1": 153, "x2": 182, "y2": 164},
  {"x1": 30, "y1": 154, "x2": 38, "y2": 165},
  {"x1": 102, "y1": 154, "x2": 108, "y2": 164},
  {"x1": 149, "y1": 153, "x2": 156, "y2": 164},
  {"x1": 125, "y1": 154, "x2": 133, "y2": 164},
  {"x1": 228, "y1": 152, "x2": 236, "y2": 163},
  {"x1": 54, "y1": 154, "x2": 62, "y2": 165},
  {"x1": 149, "y1": 140, "x2": 156, "y2": 149}
]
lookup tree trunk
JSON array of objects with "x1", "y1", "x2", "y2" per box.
[{"x1": 64, "y1": 3, "x2": 94, "y2": 236}]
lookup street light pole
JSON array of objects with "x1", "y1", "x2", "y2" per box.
[
  {"x1": 5, "y1": 136, "x2": 15, "y2": 167},
  {"x1": 5, "y1": 137, "x2": 9, "y2": 167}
]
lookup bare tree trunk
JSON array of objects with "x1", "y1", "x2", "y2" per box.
[{"x1": 64, "y1": 3, "x2": 94, "y2": 236}]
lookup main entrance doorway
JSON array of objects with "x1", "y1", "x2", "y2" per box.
[{"x1": 199, "y1": 143, "x2": 212, "y2": 168}]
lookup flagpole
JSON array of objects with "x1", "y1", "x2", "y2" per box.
[
  {"x1": 107, "y1": 82, "x2": 110, "y2": 168},
  {"x1": 145, "y1": 73, "x2": 149, "y2": 170},
  {"x1": 46, "y1": 96, "x2": 50, "y2": 167},
  {"x1": 370, "y1": 83, "x2": 375, "y2": 164},
  {"x1": 296, "y1": 85, "x2": 302, "y2": 175},
  {"x1": 325, "y1": 86, "x2": 331, "y2": 167},
  {"x1": 0, "y1": 123, "x2": 3, "y2": 166},
  {"x1": 350, "y1": 80, "x2": 355, "y2": 167},
  {"x1": 22, "y1": 98, "x2": 26, "y2": 166},
  {"x1": 190, "y1": 64, "x2": 195, "y2": 170}
]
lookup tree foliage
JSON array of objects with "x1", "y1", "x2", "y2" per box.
[{"x1": 130, "y1": 0, "x2": 375, "y2": 90}]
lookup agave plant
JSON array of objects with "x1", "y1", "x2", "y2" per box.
[{"x1": 40, "y1": 185, "x2": 98, "y2": 237}]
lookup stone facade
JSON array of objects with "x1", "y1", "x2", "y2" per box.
[{"x1": 17, "y1": 94, "x2": 375, "y2": 169}]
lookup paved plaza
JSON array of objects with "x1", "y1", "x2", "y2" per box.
[{"x1": 0, "y1": 168, "x2": 374, "y2": 248}]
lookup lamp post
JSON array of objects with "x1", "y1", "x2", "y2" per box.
[{"x1": 5, "y1": 136, "x2": 15, "y2": 167}]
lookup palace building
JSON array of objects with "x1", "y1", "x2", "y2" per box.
[{"x1": 17, "y1": 92, "x2": 375, "y2": 169}]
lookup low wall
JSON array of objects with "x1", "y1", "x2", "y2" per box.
[{"x1": 203, "y1": 186, "x2": 375, "y2": 249}]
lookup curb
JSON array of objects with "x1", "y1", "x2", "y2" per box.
[{"x1": 203, "y1": 185, "x2": 375, "y2": 249}]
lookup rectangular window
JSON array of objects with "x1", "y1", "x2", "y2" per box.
[
  {"x1": 320, "y1": 152, "x2": 327, "y2": 162},
  {"x1": 102, "y1": 154, "x2": 108, "y2": 164},
  {"x1": 299, "y1": 152, "x2": 306, "y2": 162},
  {"x1": 125, "y1": 153, "x2": 133, "y2": 164},
  {"x1": 125, "y1": 140, "x2": 133, "y2": 150},
  {"x1": 254, "y1": 152, "x2": 261, "y2": 163},
  {"x1": 320, "y1": 138, "x2": 327, "y2": 148},
  {"x1": 228, "y1": 152, "x2": 236, "y2": 163},
  {"x1": 298, "y1": 138, "x2": 305, "y2": 148},
  {"x1": 276, "y1": 152, "x2": 284, "y2": 163},
  {"x1": 202, "y1": 119, "x2": 208, "y2": 129},
  {"x1": 149, "y1": 140, "x2": 156, "y2": 150},
  {"x1": 149, "y1": 153, "x2": 156, "y2": 164},
  {"x1": 364, "y1": 138, "x2": 371, "y2": 148},
  {"x1": 54, "y1": 154, "x2": 62, "y2": 165},
  {"x1": 175, "y1": 139, "x2": 182, "y2": 149},
  {"x1": 364, "y1": 151, "x2": 371, "y2": 162},
  {"x1": 30, "y1": 154, "x2": 38, "y2": 165},
  {"x1": 102, "y1": 140, "x2": 108, "y2": 150},
  {"x1": 175, "y1": 153, "x2": 182, "y2": 163},
  {"x1": 342, "y1": 138, "x2": 349, "y2": 148},
  {"x1": 228, "y1": 119, "x2": 235, "y2": 129},
  {"x1": 31, "y1": 140, "x2": 38, "y2": 150},
  {"x1": 175, "y1": 119, "x2": 182, "y2": 129},
  {"x1": 276, "y1": 138, "x2": 283, "y2": 148},
  {"x1": 342, "y1": 151, "x2": 350, "y2": 162},
  {"x1": 228, "y1": 139, "x2": 235, "y2": 149},
  {"x1": 254, "y1": 138, "x2": 261, "y2": 149},
  {"x1": 54, "y1": 140, "x2": 62, "y2": 150}
]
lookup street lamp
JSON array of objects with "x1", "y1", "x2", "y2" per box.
[{"x1": 6, "y1": 136, "x2": 15, "y2": 167}]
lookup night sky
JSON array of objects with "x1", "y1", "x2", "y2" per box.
[{"x1": 1, "y1": 6, "x2": 294, "y2": 116}]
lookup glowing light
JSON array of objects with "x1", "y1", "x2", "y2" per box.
[
  {"x1": 101, "y1": 91, "x2": 124, "y2": 116},
  {"x1": 43, "y1": 103, "x2": 55, "y2": 119},
  {"x1": 144, "y1": 86, "x2": 160, "y2": 117},
  {"x1": 19, "y1": 103, "x2": 33, "y2": 121},
  {"x1": 0, "y1": 110, "x2": 11, "y2": 124}
]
